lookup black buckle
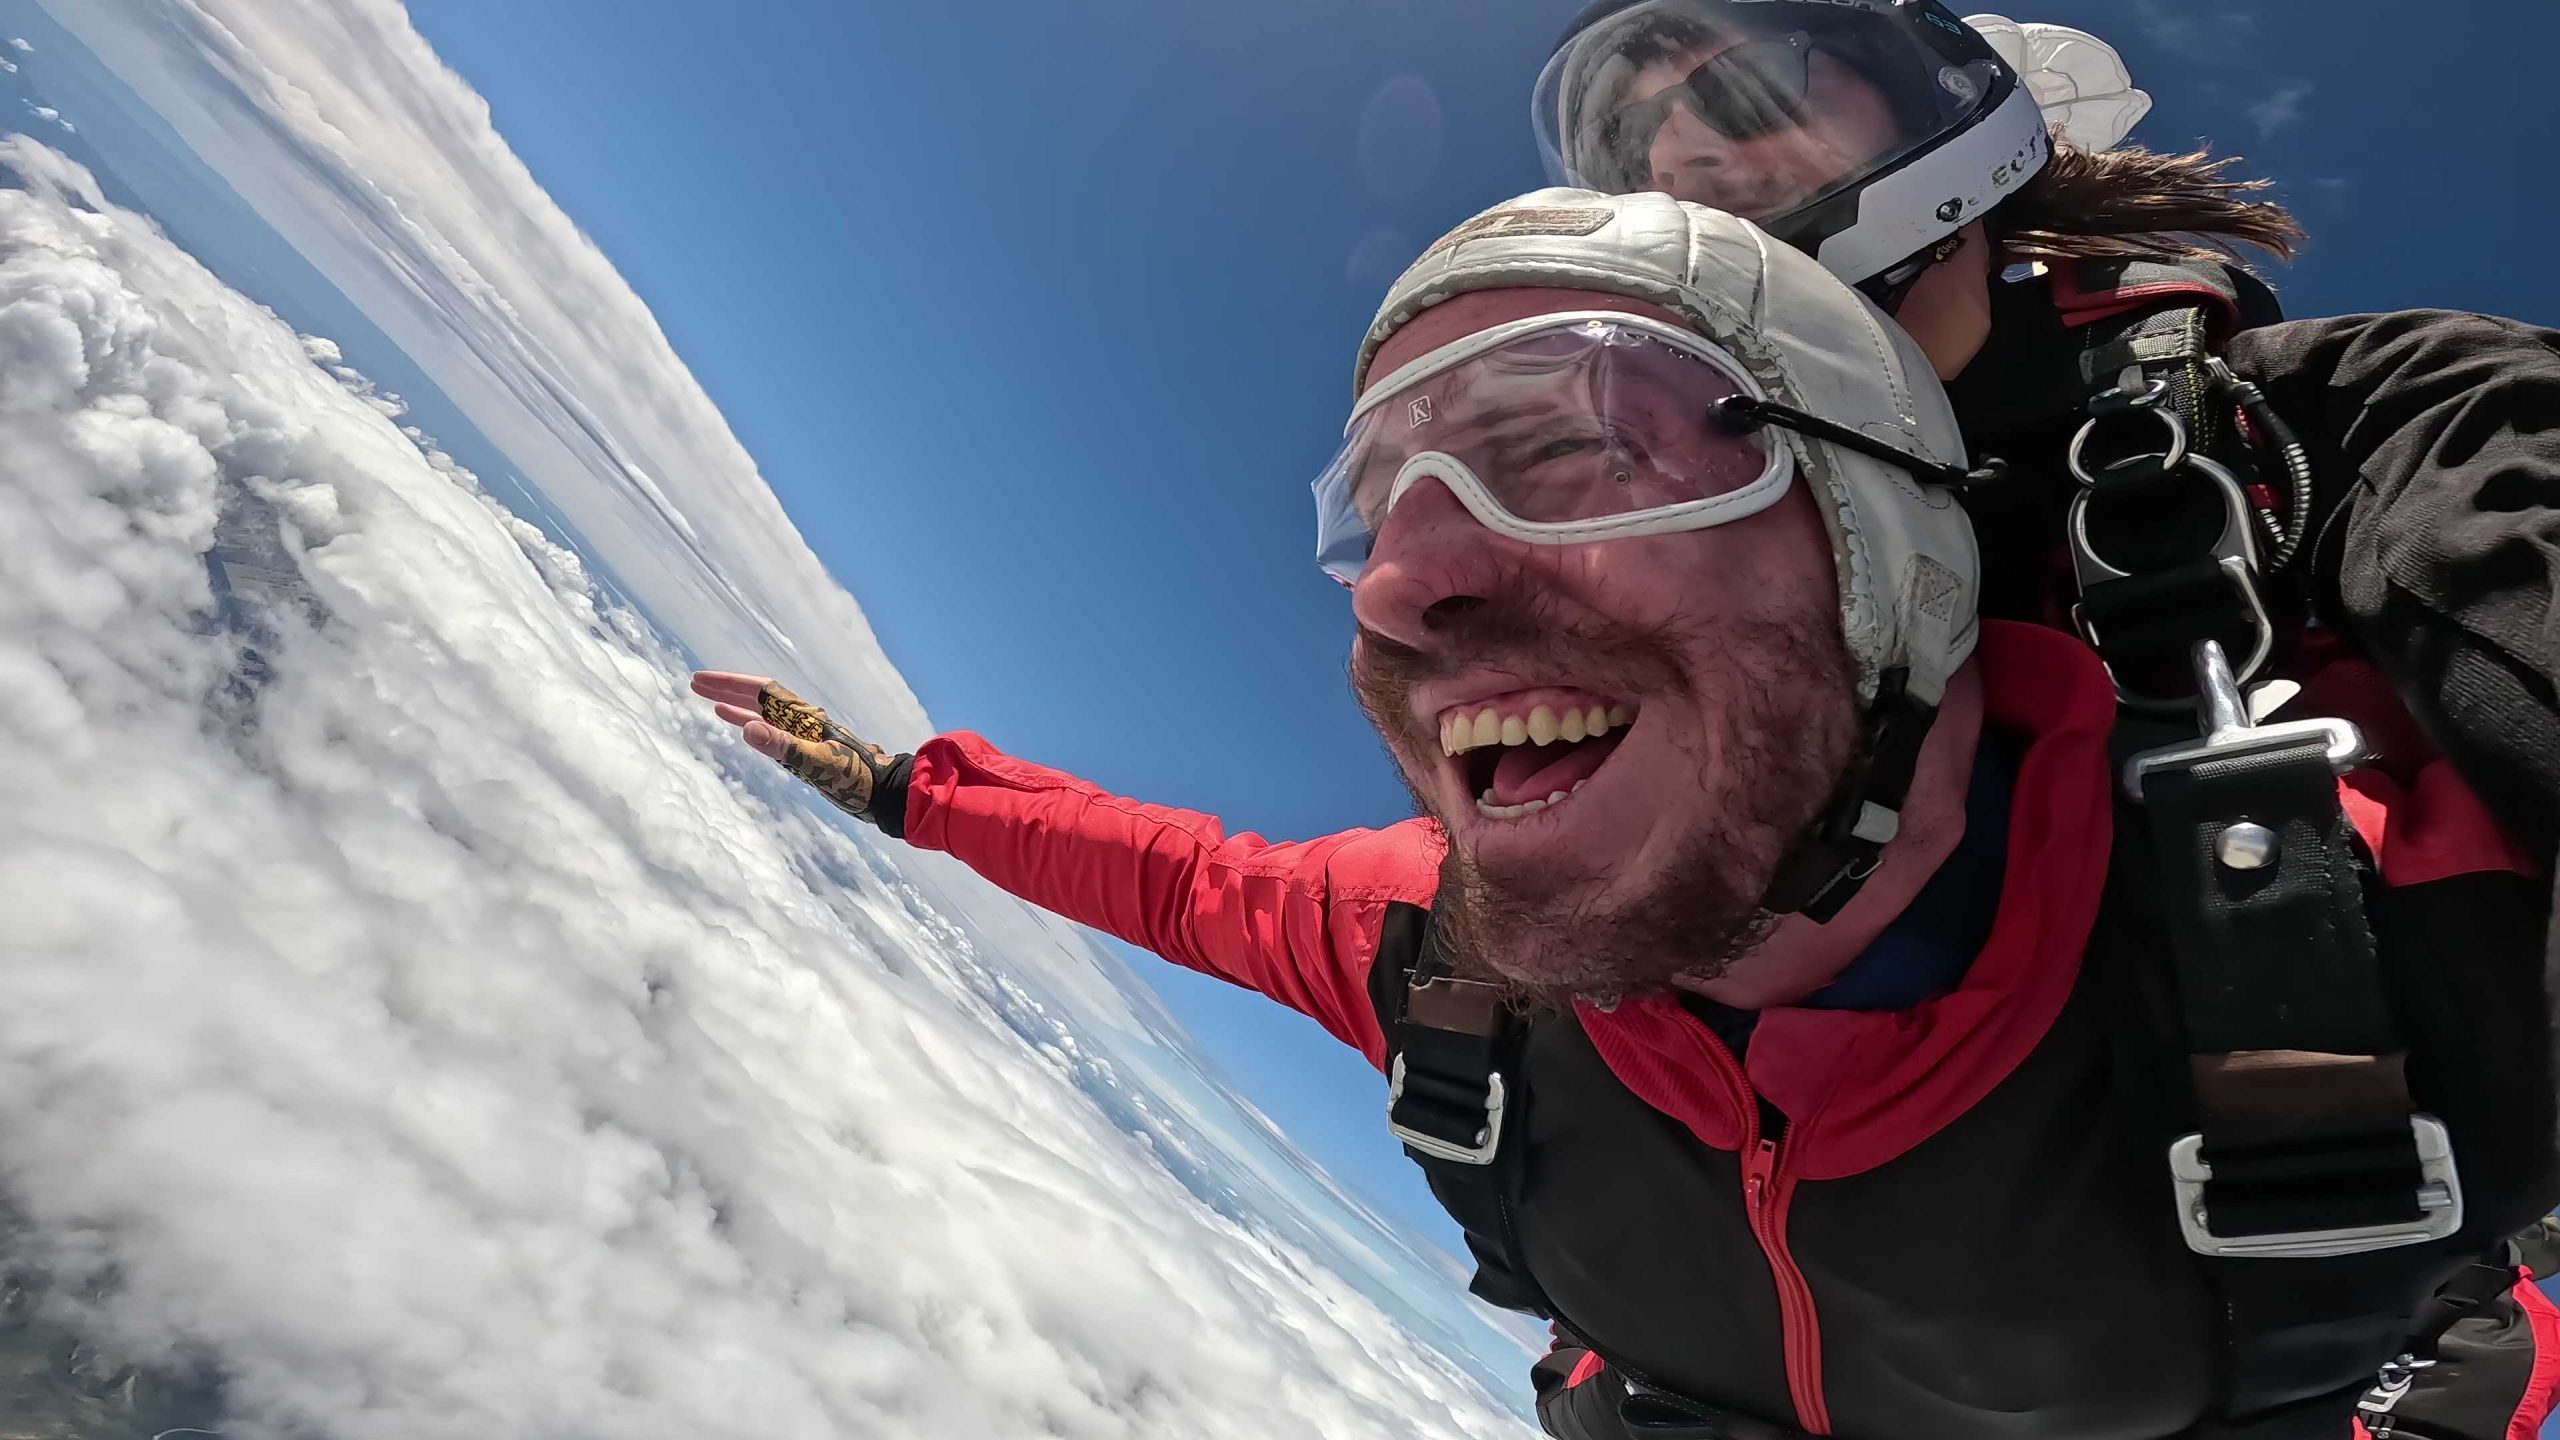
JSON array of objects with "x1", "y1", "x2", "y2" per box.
[
  {"x1": 1388, "y1": 1056, "x2": 1505, "y2": 1164},
  {"x1": 2170, "y1": 1116, "x2": 2463, "y2": 1259},
  {"x1": 1386, "y1": 974, "x2": 1511, "y2": 1166}
]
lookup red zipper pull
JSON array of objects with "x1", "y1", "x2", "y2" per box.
[{"x1": 1747, "y1": 1137, "x2": 1779, "y2": 1208}]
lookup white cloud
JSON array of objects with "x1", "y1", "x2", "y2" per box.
[
  {"x1": 2245, "y1": 80, "x2": 2313, "y2": 138},
  {"x1": 33, "y1": 0, "x2": 1241, "y2": 1177},
  {"x1": 8, "y1": 36, "x2": 31, "y2": 51},
  {"x1": 2124, "y1": 0, "x2": 2258, "y2": 60},
  {"x1": 0, "y1": 136, "x2": 1529, "y2": 1438},
  {"x1": 37, "y1": 0, "x2": 931, "y2": 754}
]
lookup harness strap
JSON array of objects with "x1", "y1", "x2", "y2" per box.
[
  {"x1": 1373, "y1": 906, "x2": 1552, "y2": 1317},
  {"x1": 1372, "y1": 908, "x2": 1821, "y2": 1439},
  {"x1": 2125, "y1": 644, "x2": 2466, "y2": 1427}
]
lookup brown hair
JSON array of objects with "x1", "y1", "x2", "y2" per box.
[{"x1": 1991, "y1": 138, "x2": 2306, "y2": 266}]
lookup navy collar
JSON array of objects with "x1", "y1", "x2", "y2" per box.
[{"x1": 1684, "y1": 733, "x2": 2019, "y2": 1054}]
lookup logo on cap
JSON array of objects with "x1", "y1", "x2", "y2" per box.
[
  {"x1": 1421, "y1": 206, "x2": 1612, "y2": 259},
  {"x1": 1408, "y1": 396, "x2": 1435, "y2": 428}
]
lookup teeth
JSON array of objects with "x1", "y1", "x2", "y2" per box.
[
  {"x1": 1442, "y1": 700, "x2": 1640, "y2": 755},
  {"x1": 1472, "y1": 783, "x2": 1589, "y2": 820}
]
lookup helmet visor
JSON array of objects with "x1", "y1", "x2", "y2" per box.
[
  {"x1": 1533, "y1": 0, "x2": 2003, "y2": 227},
  {"x1": 1312, "y1": 314, "x2": 1788, "y2": 586}
]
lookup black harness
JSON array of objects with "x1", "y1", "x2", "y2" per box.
[{"x1": 1377, "y1": 258, "x2": 2492, "y2": 1440}]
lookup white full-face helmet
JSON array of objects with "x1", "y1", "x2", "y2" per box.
[{"x1": 1533, "y1": 0, "x2": 2053, "y2": 291}]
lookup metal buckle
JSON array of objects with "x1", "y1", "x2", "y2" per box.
[
  {"x1": 2123, "y1": 640, "x2": 2368, "y2": 801},
  {"x1": 2170, "y1": 1115, "x2": 2465, "y2": 1258},
  {"x1": 1387, "y1": 1053, "x2": 1506, "y2": 1166},
  {"x1": 2068, "y1": 449, "x2": 2276, "y2": 712}
]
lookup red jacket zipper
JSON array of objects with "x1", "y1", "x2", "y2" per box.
[
  {"x1": 1745, "y1": 1129, "x2": 1829, "y2": 1435},
  {"x1": 1705, "y1": 1030, "x2": 1832, "y2": 1435}
]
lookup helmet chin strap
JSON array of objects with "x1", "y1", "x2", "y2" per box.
[
  {"x1": 1758, "y1": 666, "x2": 1940, "y2": 923},
  {"x1": 1857, "y1": 232, "x2": 1968, "y2": 315}
]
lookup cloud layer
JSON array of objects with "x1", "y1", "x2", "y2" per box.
[
  {"x1": 40, "y1": 0, "x2": 931, "y2": 750},
  {"x1": 0, "y1": 137, "x2": 1527, "y2": 1438}
]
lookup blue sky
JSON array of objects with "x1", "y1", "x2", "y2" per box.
[{"x1": 396, "y1": 0, "x2": 2560, "y2": 1262}]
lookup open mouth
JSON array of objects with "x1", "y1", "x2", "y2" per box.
[{"x1": 1438, "y1": 693, "x2": 1638, "y2": 820}]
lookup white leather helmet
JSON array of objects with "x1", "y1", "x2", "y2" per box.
[{"x1": 1341, "y1": 188, "x2": 1987, "y2": 916}]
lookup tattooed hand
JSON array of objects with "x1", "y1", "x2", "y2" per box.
[{"x1": 692, "y1": 671, "x2": 910, "y2": 832}]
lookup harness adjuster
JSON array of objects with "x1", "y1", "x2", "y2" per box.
[
  {"x1": 1386, "y1": 973, "x2": 1513, "y2": 1166},
  {"x1": 2170, "y1": 1116, "x2": 2464, "y2": 1259},
  {"x1": 1388, "y1": 1055, "x2": 1506, "y2": 1165}
]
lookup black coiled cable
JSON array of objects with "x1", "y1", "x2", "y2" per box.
[{"x1": 2211, "y1": 361, "x2": 2317, "y2": 574}]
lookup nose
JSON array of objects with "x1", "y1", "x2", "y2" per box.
[
  {"x1": 1349, "y1": 475, "x2": 1525, "y2": 649},
  {"x1": 1650, "y1": 108, "x2": 1738, "y2": 192}
]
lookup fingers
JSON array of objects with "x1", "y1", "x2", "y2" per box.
[
  {"x1": 690, "y1": 671, "x2": 774, "y2": 708},
  {"x1": 741, "y1": 719, "x2": 789, "y2": 761},
  {"x1": 691, "y1": 670, "x2": 861, "y2": 770}
]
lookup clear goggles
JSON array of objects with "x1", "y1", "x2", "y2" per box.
[
  {"x1": 1312, "y1": 313, "x2": 1791, "y2": 587},
  {"x1": 1532, "y1": 0, "x2": 2002, "y2": 222}
]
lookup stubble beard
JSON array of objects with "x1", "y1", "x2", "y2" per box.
[{"x1": 1353, "y1": 581, "x2": 1858, "y2": 1012}]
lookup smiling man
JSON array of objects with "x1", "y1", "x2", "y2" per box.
[
  {"x1": 694, "y1": 190, "x2": 2558, "y2": 1440},
  {"x1": 1322, "y1": 273, "x2": 1977, "y2": 1015}
]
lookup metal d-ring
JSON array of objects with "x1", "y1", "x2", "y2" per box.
[
  {"x1": 2068, "y1": 396, "x2": 2190, "y2": 488},
  {"x1": 2067, "y1": 450, "x2": 2276, "y2": 712}
]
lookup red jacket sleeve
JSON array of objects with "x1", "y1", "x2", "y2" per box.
[{"x1": 899, "y1": 731, "x2": 1443, "y2": 1069}]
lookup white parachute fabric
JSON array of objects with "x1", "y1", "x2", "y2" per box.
[{"x1": 1964, "y1": 15, "x2": 2153, "y2": 152}]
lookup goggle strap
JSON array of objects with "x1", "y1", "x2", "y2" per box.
[{"x1": 1712, "y1": 394, "x2": 2008, "y2": 490}]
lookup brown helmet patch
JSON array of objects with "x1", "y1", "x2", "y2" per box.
[{"x1": 1422, "y1": 206, "x2": 1613, "y2": 259}]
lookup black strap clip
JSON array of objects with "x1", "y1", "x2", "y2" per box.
[
  {"x1": 1386, "y1": 970, "x2": 1514, "y2": 1166},
  {"x1": 2168, "y1": 1116, "x2": 2462, "y2": 1259}
]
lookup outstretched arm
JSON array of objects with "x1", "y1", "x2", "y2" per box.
[{"x1": 692, "y1": 671, "x2": 1438, "y2": 1066}]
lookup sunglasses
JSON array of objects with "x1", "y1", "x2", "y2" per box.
[{"x1": 1585, "y1": 32, "x2": 1815, "y2": 183}]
